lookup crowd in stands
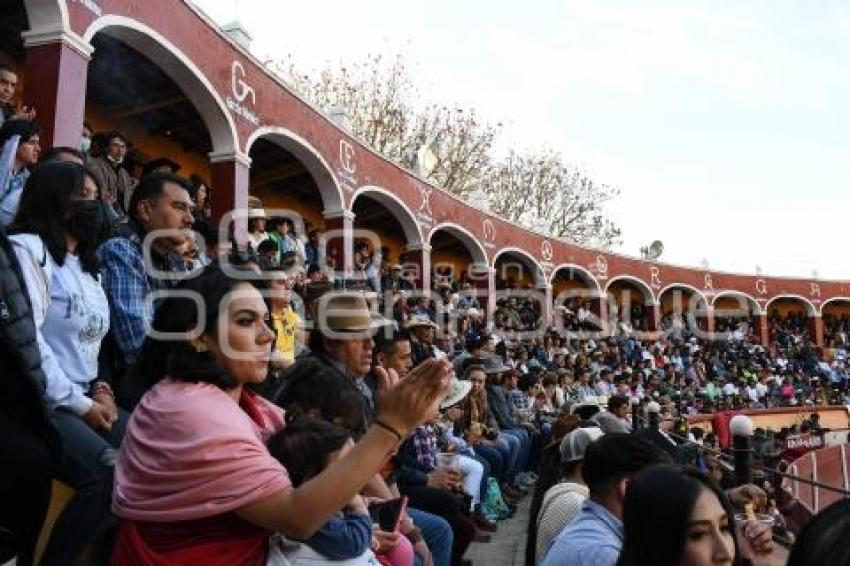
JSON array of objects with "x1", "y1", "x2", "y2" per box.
[{"x1": 1, "y1": 62, "x2": 849, "y2": 566}]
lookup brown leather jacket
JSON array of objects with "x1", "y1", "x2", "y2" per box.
[{"x1": 89, "y1": 155, "x2": 135, "y2": 215}]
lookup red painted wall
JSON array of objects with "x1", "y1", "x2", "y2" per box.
[{"x1": 40, "y1": 0, "x2": 849, "y2": 310}]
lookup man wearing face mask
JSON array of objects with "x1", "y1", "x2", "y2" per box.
[
  {"x1": 79, "y1": 122, "x2": 93, "y2": 162},
  {"x1": 89, "y1": 130, "x2": 133, "y2": 219}
]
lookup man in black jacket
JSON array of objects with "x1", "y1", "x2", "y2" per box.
[
  {"x1": 0, "y1": 226, "x2": 61, "y2": 565},
  {"x1": 409, "y1": 315, "x2": 439, "y2": 367}
]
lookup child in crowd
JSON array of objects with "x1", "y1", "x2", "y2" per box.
[
  {"x1": 267, "y1": 418, "x2": 408, "y2": 565},
  {"x1": 435, "y1": 379, "x2": 495, "y2": 526}
]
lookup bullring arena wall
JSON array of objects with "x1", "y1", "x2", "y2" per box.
[{"x1": 12, "y1": 0, "x2": 850, "y2": 344}]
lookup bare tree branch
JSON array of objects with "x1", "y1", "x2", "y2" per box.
[{"x1": 270, "y1": 55, "x2": 622, "y2": 248}]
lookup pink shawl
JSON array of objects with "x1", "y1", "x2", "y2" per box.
[{"x1": 113, "y1": 378, "x2": 290, "y2": 521}]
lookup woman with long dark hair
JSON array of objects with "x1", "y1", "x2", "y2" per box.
[
  {"x1": 112, "y1": 263, "x2": 451, "y2": 564},
  {"x1": 8, "y1": 161, "x2": 119, "y2": 563},
  {"x1": 618, "y1": 465, "x2": 778, "y2": 566}
]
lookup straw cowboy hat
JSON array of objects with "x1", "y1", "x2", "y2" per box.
[
  {"x1": 440, "y1": 378, "x2": 473, "y2": 410},
  {"x1": 308, "y1": 291, "x2": 392, "y2": 335},
  {"x1": 248, "y1": 207, "x2": 267, "y2": 219},
  {"x1": 406, "y1": 314, "x2": 439, "y2": 329},
  {"x1": 458, "y1": 307, "x2": 482, "y2": 318}
]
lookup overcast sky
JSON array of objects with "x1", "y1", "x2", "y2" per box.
[{"x1": 195, "y1": 0, "x2": 850, "y2": 280}]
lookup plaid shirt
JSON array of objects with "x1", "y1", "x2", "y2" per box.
[
  {"x1": 507, "y1": 388, "x2": 531, "y2": 412},
  {"x1": 98, "y1": 234, "x2": 184, "y2": 363},
  {"x1": 410, "y1": 424, "x2": 439, "y2": 471},
  {"x1": 507, "y1": 388, "x2": 533, "y2": 424}
]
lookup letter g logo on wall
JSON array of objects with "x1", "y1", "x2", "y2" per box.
[
  {"x1": 339, "y1": 140, "x2": 357, "y2": 176},
  {"x1": 231, "y1": 61, "x2": 256, "y2": 106}
]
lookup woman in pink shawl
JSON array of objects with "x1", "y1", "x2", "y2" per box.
[{"x1": 111, "y1": 264, "x2": 451, "y2": 565}]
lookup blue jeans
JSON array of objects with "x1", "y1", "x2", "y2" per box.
[
  {"x1": 42, "y1": 407, "x2": 128, "y2": 565},
  {"x1": 497, "y1": 432, "x2": 521, "y2": 482},
  {"x1": 472, "y1": 453, "x2": 492, "y2": 504},
  {"x1": 502, "y1": 427, "x2": 531, "y2": 476},
  {"x1": 474, "y1": 443, "x2": 505, "y2": 482},
  {"x1": 408, "y1": 507, "x2": 453, "y2": 566}
]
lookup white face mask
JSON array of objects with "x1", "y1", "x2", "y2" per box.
[{"x1": 80, "y1": 137, "x2": 91, "y2": 153}]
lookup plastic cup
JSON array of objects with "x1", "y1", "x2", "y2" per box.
[
  {"x1": 734, "y1": 512, "x2": 775, "y2": 527},
  {"x1": 436, "y1": 452, "x2": 459, "y2": 472}
]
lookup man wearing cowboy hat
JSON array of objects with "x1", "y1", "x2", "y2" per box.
[
  {"x1": 246, "y1": 207, "x2": 268, "y2": 253},
  {"x1": 382, "y1": 263, "x2": 413, "y2": 294},
  {"x1": 298, "y1": 291, "x2": 394, "y2": 414},
  {"x1": 276, "y1": 313, "x2": 460, "y2": 566},
  {"x1": 409, "y1": 314, "x2": 440, "y2": 367},
  {"x1": 482, "y1": 355, "x2": 535, "y2": 489}
]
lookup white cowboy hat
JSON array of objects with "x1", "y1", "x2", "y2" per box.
[{"x1": 440, "y1": 378, "x2": 473, "y2": 410}]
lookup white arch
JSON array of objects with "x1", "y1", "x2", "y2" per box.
[
  {"x1": 604, "y1": 275, "x2": 655, "y2": 305},
  {"x1": 246, "y1": 126, "x2": 344, "y2": 215},
  {"x1": 763, "y1": 294, "x2": 817, "y2": 317},
  {"x1": 83, "y1": 15, "x2": 240, "y2": 157},
  {"x1": 820, "y1": 296, "x2": 850, "y2": 316},
  {"x1": 22, "y1": 0, "x2": 68, "y2": 33},
  {"x1": 350, "y1": 186, "x2": 423, "y2": 247},
  {"x1": 711, "y1": 291, "x2": 763, "y2": 316},
  {"x1": 549, "y1": 263, "x2": 602, "y2": 292},
  {"x1": 493, "y1": 247, "x2": 546, "y2": 287},
  {"x1": 427, "y1": 222, "x2": 488, "y2": 265},
  {"x1": 657, "y1": 283, "x2": 709, "y2": 307}
]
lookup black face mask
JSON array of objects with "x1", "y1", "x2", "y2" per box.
[{"x1": 68, "y1": 200, "x2": 108, "y2": 248}]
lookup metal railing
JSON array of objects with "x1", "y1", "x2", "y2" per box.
[{"x1": 639, "y1": 422, "x2": 850, "y2": 506}]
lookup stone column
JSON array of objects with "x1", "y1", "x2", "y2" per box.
[
  {"x1": 209, "y1": 151, "x2": 251, "y2": 247},
  {"x1": 22, "y1": 30, "x2": 93, "y2": 150},
  {"x1": 809, "y1": 315, "x2": 824, "y2": 349},
  {"x1": 756, "y1": 314, "x2": 770, "y2": 348},
  {"x1": 645, "y1": 301, "x2": 661, "y2": 332},
  {"x1": 486, "y1": 268, "x2": 497, "y2": 332},
  {"x1": 404, "y1": 243, "x2": 432, "y2": 295},
  {"x1": 591, "y1": 293, "x2": 609, "y2": 335},
  {"x1": 539, "y1": 283, "x2": 553, "y2": 330},
  {"x1": 322, "y1": 209, "x2": 355, "y2": 280},
  {"x1": 704, "y1": 305, "x2": 716, "y2": 338}
]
